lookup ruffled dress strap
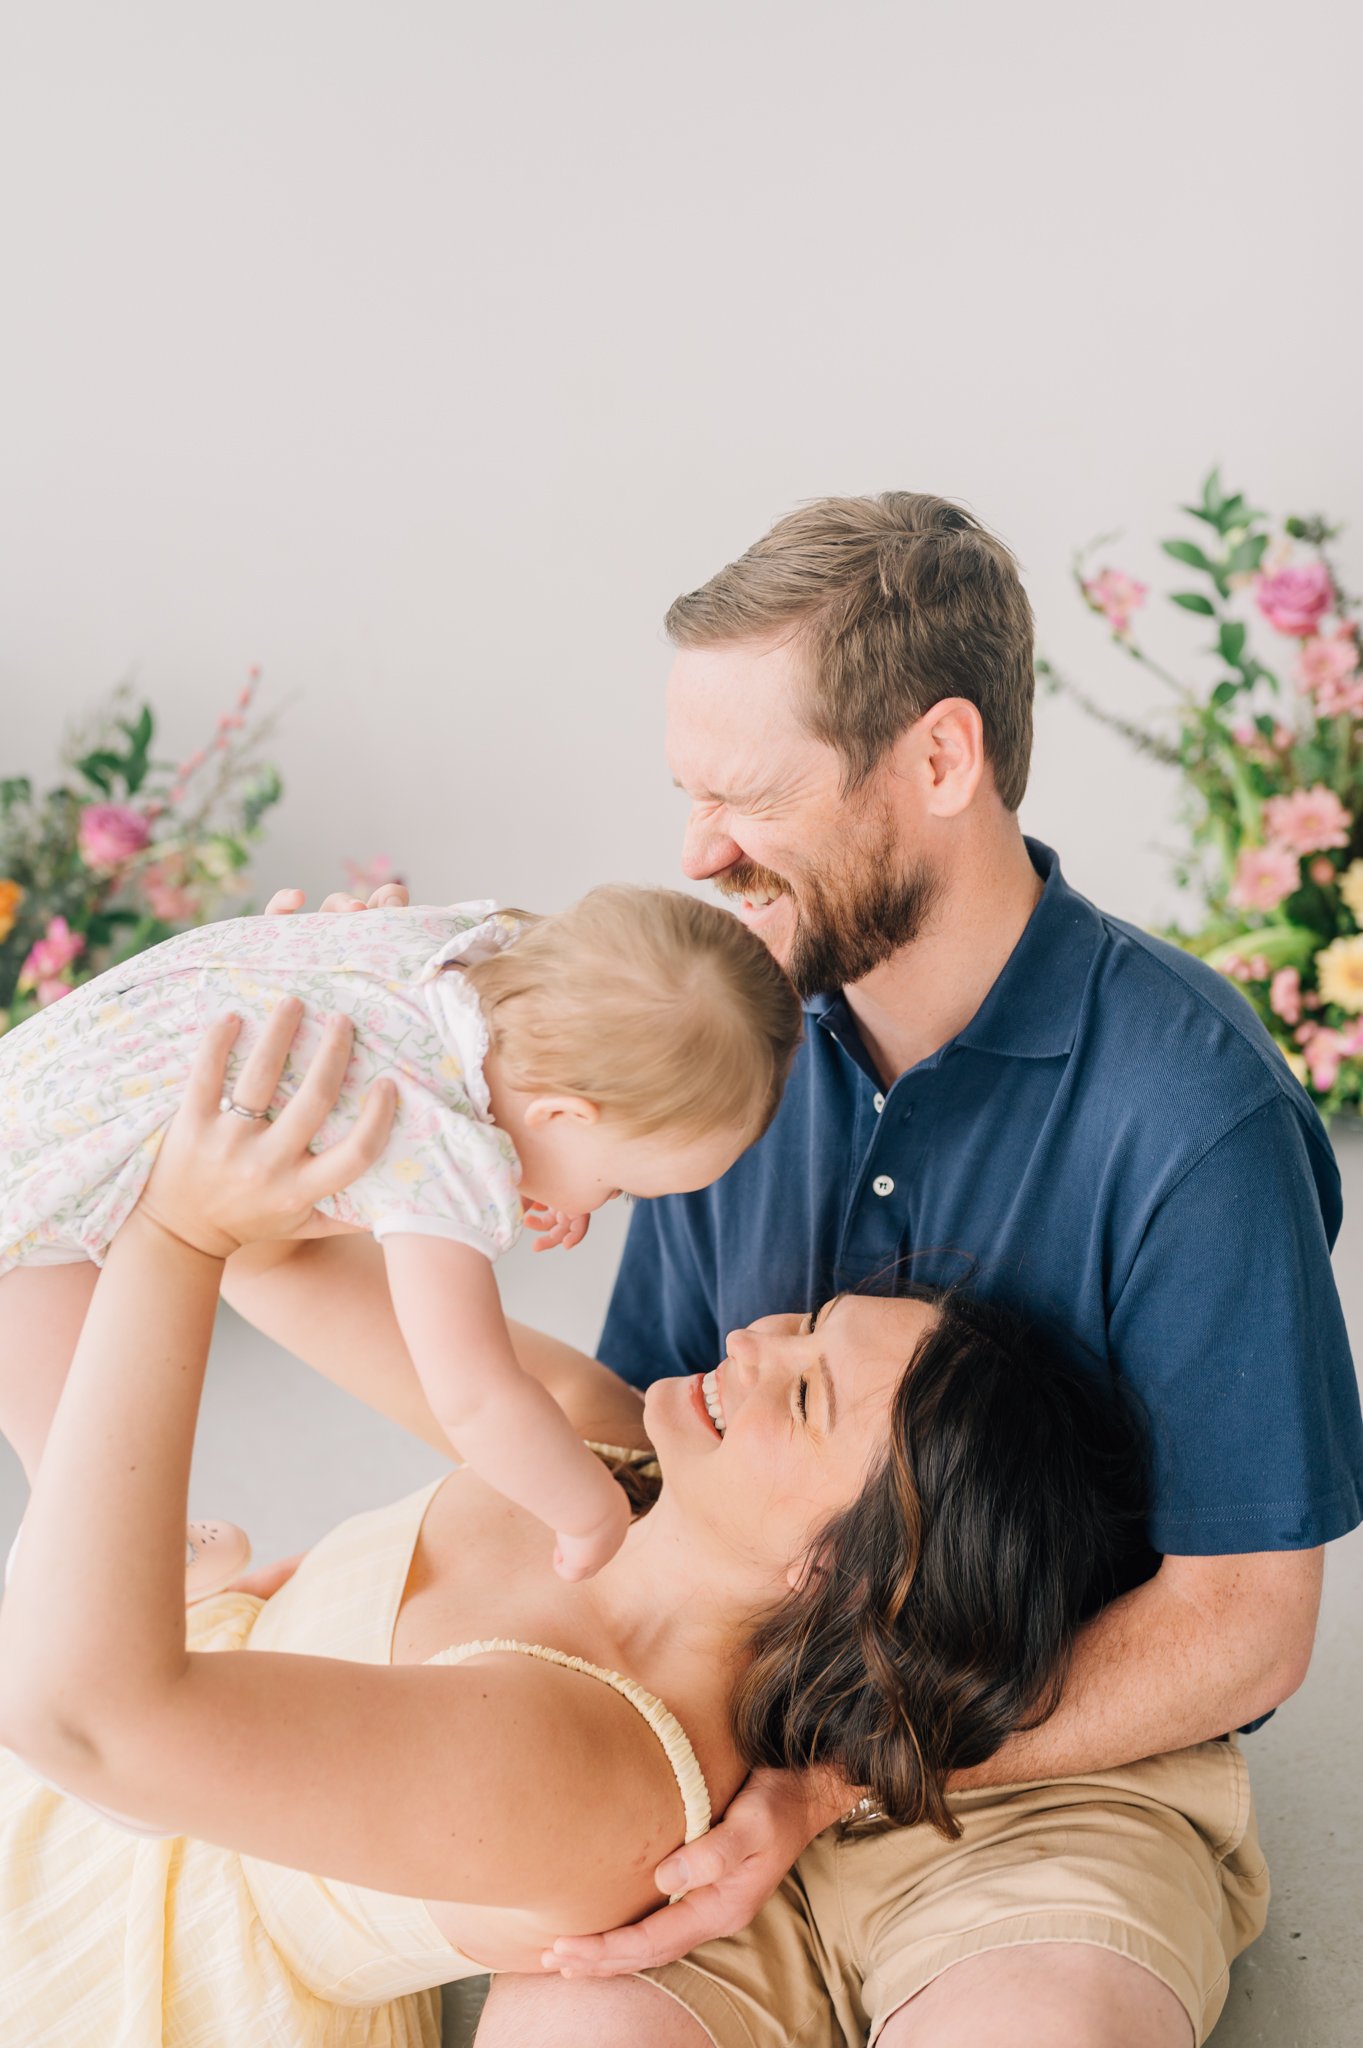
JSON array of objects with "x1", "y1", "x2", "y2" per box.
[{"x1": 427, "y1": 1639, "x2": 711, "y2": 1843}]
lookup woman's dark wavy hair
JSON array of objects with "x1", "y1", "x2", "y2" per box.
[{"x1": 730, "y1": 1286, "x2": 1149, "y2": 1839}]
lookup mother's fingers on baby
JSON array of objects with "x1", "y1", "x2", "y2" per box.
[
  {"x1": 227, "y1": 995, "x2": 305, "y2": 1114},
  {"x1": 263, "y1": 887, "x2": 306, "y2": 916},
  {"x1": 183, "y1": 1011, "x2": 245, "y2": 1117},
  {"x1": 271, "y1": 1013, "x2": 357, "y2": 1146},
  {"x1": 297, "y1": 1079, "x2": 396, "y2": 1207}
]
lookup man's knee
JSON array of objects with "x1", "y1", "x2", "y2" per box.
[
  {"x1": 878, "y1": 1944, "x2": 1193, "y2": 2048},
  {"x1": 475, "y1": 1972, "x2": 711, "y2": 2048}
]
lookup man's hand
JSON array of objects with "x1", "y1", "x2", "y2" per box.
[
  {"x1": 264, "y1": 882, "x2": 411, "y2": 915},
  {"x1": 541, "y1": 1767, "x2": 842, "y2": 1976}
]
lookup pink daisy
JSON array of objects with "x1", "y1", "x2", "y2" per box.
[{"x1": 1263, "y1": 785, "x2": 1352, "y2": 855}]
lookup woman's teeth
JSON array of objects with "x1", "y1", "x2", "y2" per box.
[{"x1": 701, "y1": 1368, "x2": 726, "y2": 1434}]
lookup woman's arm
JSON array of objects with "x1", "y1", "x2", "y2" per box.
[{"x1": 0, "y1": 1010, "x2": 680, "y2": 1932}]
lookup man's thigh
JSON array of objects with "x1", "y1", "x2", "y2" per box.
[{"x1": 641, "y1": 1742, "x2": 1268, "y2": 2048}]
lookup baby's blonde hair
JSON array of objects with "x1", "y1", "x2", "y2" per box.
[{"x1": 463, "y1": 885, "x2": 802, "y2": 1145}]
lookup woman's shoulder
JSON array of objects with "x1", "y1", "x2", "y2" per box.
[{"x1": 418, "y1": 1644, "x2": 702, "y2": 1957}]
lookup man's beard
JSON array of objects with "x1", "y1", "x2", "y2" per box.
[{"x1": 718, "y1": 824, "x2": 939, "y2": 1000}]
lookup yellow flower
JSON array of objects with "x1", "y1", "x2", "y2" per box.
[
  {"x1": 1316, "y1": 934, "x2": 1363, "y2": 1014},
  {"x1": 438, "y1": 1055, "x2": 464, "y2": 1084},
  {"x1": 122, "y1": 1075, "x2": 152, "y2": 1099},
  {"x1": 1340, "y1": 860, "x2": 1363, "y2": 927},
  {"x1": 1284, "y1": 1048, "x2": 1310, "y2": 1086},
  {"x1": 0, "y1": 879, "x2": 23, "y2": 943},
  {"x1": 393, "y1": 1157, "x2": 422, "y2": 1183}
]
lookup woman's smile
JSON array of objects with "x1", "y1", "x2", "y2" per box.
[{"x1": 691, "y1": 1369, "x2": 725, "y2": 1438}]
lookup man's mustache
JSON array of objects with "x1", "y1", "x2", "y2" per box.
[{"x1": 714, "y1": 860, "x2": 789, "y2": 902}]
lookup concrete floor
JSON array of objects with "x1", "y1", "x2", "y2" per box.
[{"x1": 2, "y1": 1138, "x2": 1361, "y2": 2046}]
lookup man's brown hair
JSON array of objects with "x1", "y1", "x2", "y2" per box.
[{"x1": 665, "y1": 492, "x2": 1035, "y2": 811}]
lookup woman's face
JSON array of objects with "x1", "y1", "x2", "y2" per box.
[{"x1": 644, "y1": 1294, "x2": 935, "y2": 1581}]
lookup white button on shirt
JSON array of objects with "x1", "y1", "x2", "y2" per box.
[
  {"x1": 873, "y1": 1092, "x2": 885, "y2": 1113},
  {"x1": 872, "y1": 1174, "x2": 895, "y2": 1197}
]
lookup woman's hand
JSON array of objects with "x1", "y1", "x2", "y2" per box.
[{"x1": 138, "y1": 1001, "x2": 396, "y2": 1260}]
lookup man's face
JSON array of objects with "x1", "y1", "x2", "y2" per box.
[{"x1": 665, "y1": 635, "x2": 939, "y2": 997}]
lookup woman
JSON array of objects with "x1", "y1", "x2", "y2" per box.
[{"x1": 0, "y1": 1005, "x2": 1145, "y2": 2048}]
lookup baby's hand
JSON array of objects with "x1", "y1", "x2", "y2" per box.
[
  {"x1": 522, "y1": 1200, "x2": 591, "y2": 1253},
  {"x1": 553, "y1": 1482, "x2": 633, "y2": 1582}
]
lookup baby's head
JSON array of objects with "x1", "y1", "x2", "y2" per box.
[{"x1": 464, "y1": 885, "x2": 803, "y2": 1213}]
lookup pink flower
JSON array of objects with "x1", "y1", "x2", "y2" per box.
[
  {"x1": 1255, "y1": 560, "x2": 1333, "y2": 637},
  {"x1": 139, "y1": 861, "x2": 201, "y2": 923},
  {"x1": 1272, "y1": 724, "x2": 1296, "y2": 752},
  {"x1": 1270, "y1": 967, "x2": 1303, "y2": 1025},
  {"x1": 35, "y1": 977, "x2": 75, "y2": 1008},
  {"x1": 342, "y1": 854, "x2": 401, "y2": 897},
  {"x1": 77, "y1": 802, "x2": 152, "y2": 872},
  {"x1": 1228, "y1": 845, "x2": 1301, "y2": 913},
  {"x1": 1308, "y1": 855, "x2": 1337, "y2": 886},
  {"x1": 1263, "y1": 784, "x2": 1352, "y2": 855},
  {"x1": 1303, "y1": 1026, "x2": 1346, "y2": 1092},
  {"x1": 1297, "y1": 631, "x2": 1363, "y2": 717},
  {"x1": 1082, "y1": 568, "x2": 1148, "y2": 639},
  {"x1": 18, "y1": 915, "x2": 85, "y2": 992},
  {"x1": 1231, "y1": 719, "x2": 1257, "y2": 747}
]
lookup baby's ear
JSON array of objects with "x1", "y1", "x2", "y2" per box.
[{"x1": 522, "y1": 1093, "x2": 601, "y2": 1129}]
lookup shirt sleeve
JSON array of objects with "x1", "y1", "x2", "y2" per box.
[
  {"x1": 1109, "y1": 1095, "x2": 1363, "y2": 1554},
  {"x1": 334, "y1": 1070, "x2": 523, "y2": 1260},
  {"x1": 598, "y1": 1193, "x2": 723, "y2": 1390}
]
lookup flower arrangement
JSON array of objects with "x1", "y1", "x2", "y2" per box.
[
  {"x1": 0, "y1": 673, "x2": 283, "y2": 1036},
  {"x1": 1040, "y1": 471, "x2": 1363, "y2": 1117}
]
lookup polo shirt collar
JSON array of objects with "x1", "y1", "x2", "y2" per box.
[{"x1": 809, "y1": 839, "x2": 1104, "y2": 1064}]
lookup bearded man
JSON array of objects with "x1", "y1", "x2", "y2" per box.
[{"x1": 473, "y1": 493, "x2": 1363, "y2": 2048}]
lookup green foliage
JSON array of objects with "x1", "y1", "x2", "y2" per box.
[{"x1": 0, "y1": 681, "x2": 284, "y2": 1032}]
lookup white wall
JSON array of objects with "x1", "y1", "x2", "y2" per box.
[{"x1": 3, "y1": 0, "x2": 1360, "y2": 1343}]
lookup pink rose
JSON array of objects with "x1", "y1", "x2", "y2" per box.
[
  {"x1": 1263, "y1": 785, "x2": 1352, "y2": 855},
  {"x1": 1082, "y1": 568, "x2": 1148, "y2": 639},
  {"x1": 78, "y1": 802, "x2": 152, "y2": 872},
  {"x1": 1255, "y1": 560, "x2": 1333, "y2": 637},
  {"x1": 1270, "y1": 967, "x2": 1302, "y2": 1025},
  {"x1": 18, "y1": 915, "x2": 85, "y2": 992},
  {"x1": 1228, "y1": 845, "x2": 1301, "y2": 914}
]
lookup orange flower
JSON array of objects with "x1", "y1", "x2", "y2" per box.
[{"x1": 0, "y1": 878, "x2": 24, "y2": 943}]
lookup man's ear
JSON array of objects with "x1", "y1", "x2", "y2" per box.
[
  {"x1": 522, "y1": 1094, "x2": 602, "y2": 1130},
  {"x1": 889, "y1": 697, "x2": 985, "y2": 818}
]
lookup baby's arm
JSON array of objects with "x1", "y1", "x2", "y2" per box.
[{"x1": 381, "y1": 1233, "x2": 632, "y2": 1580}]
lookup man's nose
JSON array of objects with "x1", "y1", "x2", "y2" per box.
[{"x1": 682, "y1": 808, "x2": 743, "y2": 882}]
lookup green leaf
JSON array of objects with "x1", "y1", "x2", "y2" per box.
[
  {"x1": 1163, "y1": 539, "x2": 1217, "y2": 574},
  {"x1": 1180, "y1": 504, "x2": 1223, "y2": 528},
  {"x1": 1218, "y1": 620, "x2": 1248, "y2": 665},
  {"x1": 1211, "y1": 679, "x2": 1240, "y2": 708},
  {"x1": 1226, "y1": 533, "x2": 1268, "y2": 577},
  {"x1": 1171, "y1": 591, "x2": 1216, "y2": 616},
  {"x1": 1202, "y1": 467, "x2": 1224, "y2": 515}
]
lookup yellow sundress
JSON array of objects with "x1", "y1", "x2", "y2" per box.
[{"x1": 0, "y1": 1470, "x2": 710, "y2": 2048}]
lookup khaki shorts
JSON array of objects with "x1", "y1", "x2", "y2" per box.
[{"x1": 648, "y1": 1740, "x2": 1269, "y2": 2048}]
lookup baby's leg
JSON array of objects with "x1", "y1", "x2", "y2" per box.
[{"x1": 0, "y1": 1263, "x2": 99, "y2": 1485}]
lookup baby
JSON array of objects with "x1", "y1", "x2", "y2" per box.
[{"x1": 0, "y1": 886, "x2": 801, "y2": 1582}]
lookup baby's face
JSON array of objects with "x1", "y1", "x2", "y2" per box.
[{"x1": 526, "y1": 1116, "x2": 747, "y2": 1217}]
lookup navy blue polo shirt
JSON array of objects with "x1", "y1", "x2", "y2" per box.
[{"x1": 601, "y1": 841, "x2": 1363, "y2": 1557}]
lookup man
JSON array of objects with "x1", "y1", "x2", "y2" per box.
[{"x1": 475, "y1": 493, "x2": 1363, "y2": 2047}]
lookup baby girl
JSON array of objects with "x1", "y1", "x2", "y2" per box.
[{"x1": 0, "y1": 886, "x2": 800, "y2": 1583}]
